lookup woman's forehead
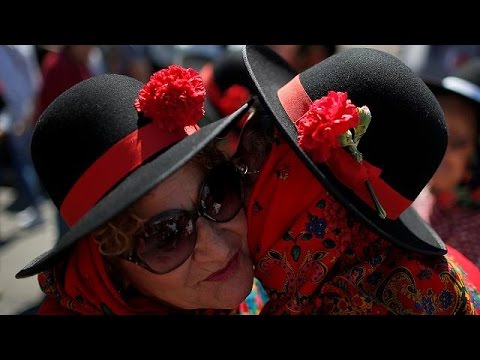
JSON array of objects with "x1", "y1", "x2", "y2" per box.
[{"x1": 139, "y1": 162, "x2": 204, "y2": 203}]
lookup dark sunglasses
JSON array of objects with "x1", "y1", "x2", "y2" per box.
[{"x1": 121, "y1": 162, "x2": 245, "y2": 275}]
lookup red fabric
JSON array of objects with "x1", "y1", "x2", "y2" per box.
[
  {"x1": 414, "y1": 189, "x2": 480, "y2": 269},
  {"x1": 432, "y1": 207, "x2": 480, "y2": 269},
  {"x1": 446, "y1": 245, "x2": 480, "y2": 291},
  {"x1": 37, "y1": 236, "x2": 235, "y2": 315},
  {"x1": 247, "y1": 131, "x2": 480, "y2": 314},
  {"x1": 36, "y1": 51, "x2": 91, "y2": 123},
  {"x1": 326, "y1": 149, "x2": 411, "y2": 219},
  {"x1": 38, "y1": 297, "x2": 77, "y2": 315},
  {"x1": 60, "y1": 123, "x2": 197, "y2": 226}
]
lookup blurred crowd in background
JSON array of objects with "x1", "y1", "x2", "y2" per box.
[{"x1": 1, "y1": 44, "x2": 480, "y2": 314}]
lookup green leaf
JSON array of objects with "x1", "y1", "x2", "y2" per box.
[
  {"x1": 100, "y1": 303, "x2": 114, "y2": 315},
  {"x1": 291, "y1": 245, "x2": 301, "y2": 262},
  {"x1": 301, "y1": 232, "x2": 313, "y2": 240}
]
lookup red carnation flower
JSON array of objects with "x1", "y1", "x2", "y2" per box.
[
  {"x1": 217, "y1": 84, "x2": 251, "y2": 116},
  {"x1": 296, "y1": 91, "x2": 359, "y2": 163},
  {"x1": 134, "y1": 65, "x2": 206, "y2": 132}
]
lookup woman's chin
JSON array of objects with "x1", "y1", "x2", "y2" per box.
[{"x1": 211, "y1": 261, "x2": 254, "y2": 309}]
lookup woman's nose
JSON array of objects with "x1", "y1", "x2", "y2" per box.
[{"x1": 193, "y1": 217, "x2": 234, "y2": 261}]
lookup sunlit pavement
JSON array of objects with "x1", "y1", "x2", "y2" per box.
[{"x1": 0, "y1": 186, "x2": 57, "y2": 314}]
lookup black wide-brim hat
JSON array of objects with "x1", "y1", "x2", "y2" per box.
[
  {"x1": 200, "y1": 50, "x2": 256, "y2": 126},
  {"x1": 243, "y1": 45, "x2": 448, "y2": 256},
  {"x1": 16, "y1": 72, "x2": 252, "y2": 278}
]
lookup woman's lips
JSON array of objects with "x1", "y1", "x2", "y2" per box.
[{"x1": 204, "y1": 252, "x2": 239, "y2": 282}]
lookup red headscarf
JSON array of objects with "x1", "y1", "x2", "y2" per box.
[{"x1": 247, "y1": 129, "x2": 480, "y2": 315}]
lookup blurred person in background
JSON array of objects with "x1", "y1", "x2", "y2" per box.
[
  {"x1": 146, "y1": 45, "x2": 178, "y2": 72},
  {"x1": 0, "y1": 45, "x2": 44, "y2": 229},
  {"x1": 268, "y1": 45, "x2": 337, "y2": 73},
  {"x1": 36, "y1": 45, "x2": 97, "y2": 123},
  {"x1": 413, "y1": 58, "x2": 480, "y2": 269},
  {"x1": 199, "y1": 49, "x2": 256, "y2": 126},
  {"x1": 0, "y1": 80, "x2": 10, "y2": 193},
  {"x1": 107, "y1": 45, "x2": 153, "y2": 83},
  {"x1": 35, "y1": 45, "x2": 102, "y2": 239},
  {"x1": 400, "y1": 45, "x2": 480, "y2": 80},
  {"x1": 177, "y1": 45, "x2": 228, "y2": 72}
]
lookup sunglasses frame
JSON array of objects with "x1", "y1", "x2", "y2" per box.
[{"x1": 119, "y1": 161, "x2": 245, "y2": 275}]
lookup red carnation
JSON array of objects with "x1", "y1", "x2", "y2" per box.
[
  {"x1": 134, "y1": 65, "x2": 206, "y2": 132},
  {"x1": 217, "y1": 85, "x2": 251, "y2": 116},
  {"x1": 296, "y1": 91, "x2": 359, "y2": 163}
]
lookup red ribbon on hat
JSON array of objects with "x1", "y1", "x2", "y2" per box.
[
  {"x1": 277, "y1": 75, "x2": 412, "y2": 220},
  {"x1": 60, "y1": 124, "x2": 198, "y2": 226}
]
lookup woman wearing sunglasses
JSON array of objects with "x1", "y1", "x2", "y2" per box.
[
  {"x1": 15, "y1": 65, "x2": 257, "y2": 314},
  {"x1": 232, "y1": 46, "x2": 480, "y2": 314}
]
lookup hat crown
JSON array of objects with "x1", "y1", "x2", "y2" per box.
[
  {"x1": 298, "y1": 48, "x2": 447, "y2": 200},
  {"x1": 32, "y1": 74, "x2": 144, "y2": 208},
  {"x1": 212, "y1": 50, "x2": 256, "y2": 93}
]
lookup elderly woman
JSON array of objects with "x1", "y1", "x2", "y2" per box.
[{"x1": 17, "y1": 65, "x2": 256, "y2": 314}]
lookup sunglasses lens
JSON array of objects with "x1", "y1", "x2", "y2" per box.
[
  {"x1": 200, "y1": 163, "x2": 243, "y2": 222},
  {"x1": 136, "y1": 211, "x2": 196, "y2": 274}
]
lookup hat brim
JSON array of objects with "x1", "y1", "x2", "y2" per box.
[
  {"x1": 199, "y1": 97, "x2": 222, "y2": 127},
  {"x1": 243, "y1": 45, "x2": 446, "y2": 256},
  {"x1": 424, "y1": 76, "x2": 480, "y2": 108},
  {"x1": 16, "y1": 102, "x2": 252, "y2": 279}
]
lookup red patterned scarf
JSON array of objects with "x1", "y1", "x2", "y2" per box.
[{"x1": 247, "y1": 132, "x2": 480, "y2": 315}]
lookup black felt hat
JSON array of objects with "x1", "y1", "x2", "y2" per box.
[
  {"x1": 243, "y1": 45, "x2": 448, "y2": 256},
  {"x1": 16, "y1": 68, "x2": 252, "y2": 278},
  {"x1": 200, "y1": 50, "x2": 256, "y2": 125}
]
